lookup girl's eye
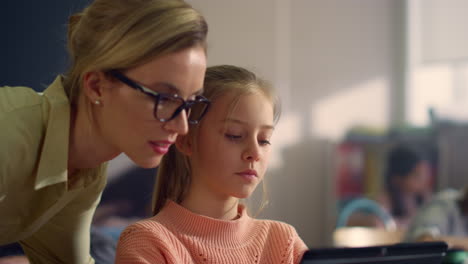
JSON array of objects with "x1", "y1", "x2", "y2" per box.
[
  {"x1": 259, "y1": 140, "x2": 271, "y2": 146},
  {"x1": 225, "y1": 134, "x2": 242, "y2": 140}
]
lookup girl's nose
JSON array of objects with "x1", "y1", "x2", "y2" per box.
[{"x1": 242, "y1": 141, "x2": 261, "y2": 162}]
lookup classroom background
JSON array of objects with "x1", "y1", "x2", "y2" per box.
[{"x1": 2, "y1": 0, "x2": 468, "y2": 248}]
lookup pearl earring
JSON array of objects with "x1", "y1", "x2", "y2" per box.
[{"x1": 94, "y1": 100, "x2": 101, "y2": 105}]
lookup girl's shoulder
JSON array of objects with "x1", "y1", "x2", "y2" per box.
[
  {"x1": 117, "y1": 216, "x2": 179, "y2": 251},
  {"x1": 115, "y1": 217, "x2": 176, "y2": 263},
  {"x1": 252, "y1": 218, "x2": 300, "y2": 238},
  {"x1": 119, "y1": 216, "x2": 168, "y2": 239}
]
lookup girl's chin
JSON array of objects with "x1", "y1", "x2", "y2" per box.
[{"x1": 231, "y1": 190, "x2": 256, "y2": 200}]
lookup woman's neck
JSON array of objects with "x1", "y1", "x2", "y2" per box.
[
  {"x1": 181, "y1": 187, "x2": 240, "y2": 220},
  {"x1": 68, "y1": 100, "x2": 120, "y2": 172}
]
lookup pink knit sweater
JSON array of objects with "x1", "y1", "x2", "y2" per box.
[{"x1": 115, "y1": 201, "x2": 308, "y2": 264}]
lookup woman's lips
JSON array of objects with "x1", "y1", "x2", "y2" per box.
[{"x1": 149, "y1": 141, "x2": 173, "y2": 155}]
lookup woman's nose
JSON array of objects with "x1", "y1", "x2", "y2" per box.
[{"x1": 163, "y1": 109, "x2": 189, "y2": 135}]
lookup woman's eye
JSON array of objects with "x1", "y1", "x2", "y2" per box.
[
  {"x1": 158, "y1": 96, "x2": 174, "y2": 105},
  {"x1": 259, "y1": 139, "x2": 271, "y2": 146},
  {"x1": 225, "y1": 134, "x2": 242, "y2": 140}
]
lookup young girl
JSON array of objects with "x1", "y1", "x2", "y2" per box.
[
  {"x1": 116, "y1": 65, "x2": 308, "y2": 264},
  {"x1": 0, "y1": 0, "x2": 208, "y2": 262}
]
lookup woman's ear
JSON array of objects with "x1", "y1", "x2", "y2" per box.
[
  {"x1": 82, "y1": 71, "x2": 108, "y2": 103},
  {"x1": 176, "y1": 135, "x2": 192, "y2": 156}
]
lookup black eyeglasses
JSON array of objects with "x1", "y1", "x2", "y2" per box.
[{"x1": 109, "y1": 70, "x2": 210, "y2": 125}]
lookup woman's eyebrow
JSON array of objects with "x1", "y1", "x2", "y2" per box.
[
  {"x1": 147, "y1": 82, "x2": 180, "y2": 94},
  {"x1": 149, "y1": 82, "x2": 203, "y2": 97}
]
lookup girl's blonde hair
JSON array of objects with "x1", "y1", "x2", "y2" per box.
[
  {"x1": 63, "y1": 0, "x2": 208, "y2": 106},
  {"x1": 152, "y1": 65, "x2": 281, "y2": 215}
]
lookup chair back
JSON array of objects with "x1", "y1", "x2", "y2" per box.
[
  {"x1": 336, "y1": 197, "x2": 396, "y2": 230},
  {"x1": 333, "y1": 226, "x2": 404, "y2": 247},
  {"x1": 334, "y1": 197, "x2": 402, "y2": 247}
]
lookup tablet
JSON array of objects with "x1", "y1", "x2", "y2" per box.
[{"x1": 300, "y1": 241, "x2": 448, "y2": 264}]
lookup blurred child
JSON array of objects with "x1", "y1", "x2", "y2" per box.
[
  {"x1": 378, "y1": 145, "x2": 432, "y2": 229},
  {"x1": 344, "y1": 145, "x2": 431, "y2": 230},
  {"x1": 115, "y1": 65, "x2": 308, "y2": 264},
  {"x1": 405, "y1": 186, "x2": 468, "y2": 250}
]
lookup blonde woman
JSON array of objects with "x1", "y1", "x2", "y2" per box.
[
  {"x1": 0, "y1": 0, "x2": 209, "y2": 263},
  {"x1": 116, "y1": 65, "x2": 308, "y2": 264}
]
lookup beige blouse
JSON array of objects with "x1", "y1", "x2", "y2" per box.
[{"x1": 0, "y1": 76, "x2": 107, "y2": 264}]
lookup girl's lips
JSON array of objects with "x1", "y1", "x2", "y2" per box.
[
  {"x1": 149, "y1": 141, "x2": 173, "y2": 155},
  {"x1": 236, "y1": 170, "x2": 258, "y2": 182},
  {"x1": 237, "y1": 169, "x2": 258, "y2": 177},
  {"x1": 236, "y1": 173, "x2": 257, "y2": 182}
]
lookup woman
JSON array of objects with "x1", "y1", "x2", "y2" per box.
[{"x1": 0, "y1": 0, "x2": 209, "y2": 263}]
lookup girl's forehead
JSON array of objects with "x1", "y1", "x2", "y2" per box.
[{"x1": 208, "y1": 92, "x2": 274, "y2": 125}]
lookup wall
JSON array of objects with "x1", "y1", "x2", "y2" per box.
[
  {"x1": 189, "y1": 0, "x2": 404, "y2": 246},
  {"x1": 0, "y1": 0, "x2": 89, "y2": 89}
]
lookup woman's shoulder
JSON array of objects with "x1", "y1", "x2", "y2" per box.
[
  {"x1": 0, "y1": 85, "x2": 48, "y2": 146},
  {"x1": 0, "y1": 85, "x2": 43, "y2": 114},
  {"x1": 1, "y1": 76, "x2": 69, "y2": 117},
  {"x1": 0, "y1": 86, "x2": 47, "y2": 156}
]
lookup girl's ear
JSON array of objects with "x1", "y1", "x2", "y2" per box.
[{"x1": 176, "y1": 135, "x2": 193, "y2": 156}]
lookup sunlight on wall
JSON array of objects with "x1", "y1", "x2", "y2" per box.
[
  {"x1": 310, "y1": 78, "x2": 390, "y2": 141},
  {"x1": 407, "y1": 0, "x2": 468, "y2": 126},
  {"x1": 407, "y1": 62, "x2": 468, "y2": 125},
  {"x1": 269, "y1": 112, "x2": 302, "y2": 169},
  {"x1": 407, "y1": 64, "x2": 453, "y2": 125}
]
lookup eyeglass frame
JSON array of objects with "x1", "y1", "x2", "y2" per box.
[{"x1": 108, "y1": 70, "x2": 210, "y2": 125}]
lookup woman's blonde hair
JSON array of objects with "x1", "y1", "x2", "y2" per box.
[
  {"x1": 63, "y1": 0, "x2": 208, "y2": 105},
  {"x1": 152, "y1": 65, "x2": 281, "y2": 215}
]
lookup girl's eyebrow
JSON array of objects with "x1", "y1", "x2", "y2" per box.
[{"x1": 223, "y1": 118, "x2": 275, "y2": 130}]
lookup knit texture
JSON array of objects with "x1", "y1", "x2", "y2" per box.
[{"x1": 116, "y1": 201, "x2": 308, "y2": 263}]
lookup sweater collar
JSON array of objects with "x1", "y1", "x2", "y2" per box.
[{"x1": 158, "y1": 200, "x2": 258, "y2": 247}]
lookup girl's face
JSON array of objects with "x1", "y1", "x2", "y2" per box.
[
  {"x1": 187, "y1": 91, "x2": 275, "y2": 200},
  {"x1": 95, "y1": 45, "x2": 207, "y2": 168}
]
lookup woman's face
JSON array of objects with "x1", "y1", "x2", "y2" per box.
[
  {"x1": 96, "y1": 45, "x2": 207, "y2": 168},
  {"x1": 186, "y1": 91, "x2": 275, "y2": 200}
]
